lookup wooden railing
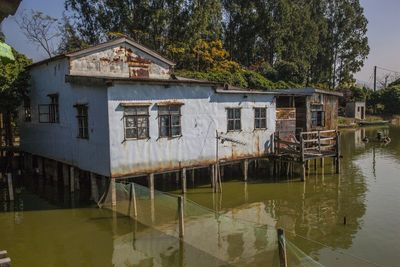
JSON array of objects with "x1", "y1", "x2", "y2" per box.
[{"x1": 275, "y1": 130, "x2": 340, "y2": 161}]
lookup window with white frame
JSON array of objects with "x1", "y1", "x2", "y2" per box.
[
  {"x1": 227, "y1": 108, "x2": 241, "y2": 131},
  {"x1": 124, "y1": 106, "x2": 149, "y2": 139},
  {"x1": 254, "y1": 107, "x2": 267, "y2": 129},
  {"x1": 158, "y1": 105, "x2": 181, "y2": 138}
]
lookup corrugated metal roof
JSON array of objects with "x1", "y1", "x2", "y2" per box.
[{"x1": 274, "y1": 87, "x2": 343, "y2": 97}]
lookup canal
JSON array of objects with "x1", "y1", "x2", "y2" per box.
[{"x1": 1, "y1": 126, "x2": 399, "y2": 266}]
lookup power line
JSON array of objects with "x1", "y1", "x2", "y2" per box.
[{"x1": 376, "y1": 66, "x2": 400, "y2": 75}]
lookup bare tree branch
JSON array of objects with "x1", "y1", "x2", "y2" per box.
[{"x1": 16, "y1": 10, "x2": 61, "y2": 58}]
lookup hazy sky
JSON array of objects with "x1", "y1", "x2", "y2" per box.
[{"x1": 2, "y1": 0, "x2": 400, "y2": 87}]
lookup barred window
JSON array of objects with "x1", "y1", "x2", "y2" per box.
[
  {"x1": 49, "y1": 94, "x2": 59, "y2": 123},
  {"x1": 227, "y1": 108, "x2": 241, "y2": 131},
  {"x1": 158, "y1": 105, "x2": 181, "y2": 138},
  {"x1": 254, "y1": 108, "x2": 267, "y2": 129},
  {"x1": 75, "y1": 104, "x2": 89, "y2": 139},
  {"x1": 124, "y1": 106, "x2": 149, "y2": 139}
]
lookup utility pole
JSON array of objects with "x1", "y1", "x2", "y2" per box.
[{"x1": 373, "y1": 66, "x2": 377, "y2": 92}]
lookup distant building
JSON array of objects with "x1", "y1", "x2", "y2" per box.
[{"x1": 345, "y1": 101, "x2": 366, "y2": 120}]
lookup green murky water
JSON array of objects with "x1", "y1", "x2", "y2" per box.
[{"x1": 1, "y1": 126, "x2": 400, "y2": 266}]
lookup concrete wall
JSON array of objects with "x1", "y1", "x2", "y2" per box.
[
  {"x1": 107, "y1": 82, "x2": 276, "y2": 177},
  {"x1": 69, "y1": 43, "x2": 170, "y2": 79},
  {"x1": 19, "y1": 58, "x2": 111, "y2": 176}
]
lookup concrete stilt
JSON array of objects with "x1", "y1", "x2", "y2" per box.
[
  {"x1": 69, "y1": 166, "x2": 75, "y2": 193},
  {"x1": 181, "y1": 168, "x2": 187, "y2": 194},
  {"x1": 301, "y1": 163, "x2": 306, "y2": 182},
  {"x1": 243, "y1": 159, "x2": 249, "y2": 181},
  {"x1": 111, "y1": 178, "x2": 117, "y2": 206},
  {"x1": 90, "y1": 173, "x2": 99, "y2": 202},
  {"x1": 148, "y1": 173, "x2": 155, "y2": 199}
]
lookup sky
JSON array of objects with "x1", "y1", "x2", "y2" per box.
[{"x1": 2, "y1": 0, "x2": 400, "y2": 87}]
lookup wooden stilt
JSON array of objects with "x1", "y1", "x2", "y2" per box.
[
  {"x1": 191, "y1": 169, "x2": 195, "y2": 187},
  {"x1": 314, "y1": 159, "x2": 317, "y2": 170},
  {"x1": 320, "y1": 158, "x2": 324, "y2": 168}
]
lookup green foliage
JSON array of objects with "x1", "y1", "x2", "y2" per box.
[
  {"x1": 63, "y1": 0, "x2": 369, "y2": 89},
  {"x1": 175, "y1": 69, "x2": 300, "y2": 90},
  {"x1": 0, "y1": 49, "x2": 31, "y2": 113},
  {"x1": 378, "y1": 86, "x2": 400, "y2": 114}
]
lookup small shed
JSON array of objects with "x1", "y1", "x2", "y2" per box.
[
  {"x1": 275, "y1": 88, "x2": 342, "y2": 139},
  {"x1": 345, "y1": 101, "x2": 365, "y2": 120}
]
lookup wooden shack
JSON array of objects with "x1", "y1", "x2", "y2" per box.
[{"x1": 275, "y1": 88, "x2": 342, "y2": 137}]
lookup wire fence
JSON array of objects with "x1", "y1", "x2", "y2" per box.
[{"x1": 101, "y1": 180, "x2": 381, "y2": 267}]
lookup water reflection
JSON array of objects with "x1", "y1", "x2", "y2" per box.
[{"x1": 1, "y1": 126, "x2": 400, "y2": 266}]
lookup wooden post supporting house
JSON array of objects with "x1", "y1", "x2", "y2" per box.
[
  {"x1": 181, "y1": 168, "x2": 187, "y2": 194},
  {"x1": 148, "y1": 173, "x2": 155, "y2": 200},
  {"x1": 243, "y1": 159, "x2": 249, "y2": 181}
]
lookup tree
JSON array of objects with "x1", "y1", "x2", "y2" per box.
[
  {"x1": 0, "y1": 49, "x2": 31, "y2": 163},
  {"x1": 17, "y1": 10, "x2": 61, "y2": 58},
  {"x1": 325, "y1": 0, "x2": 369, "y2": 88},
  {"x1": 57, "y1": 14, "x2": 89, "y2": 54}
]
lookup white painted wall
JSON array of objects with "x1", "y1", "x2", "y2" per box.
[
  {"x1": 107, "y1": 82, "x2": 276, "y2": 177},
  {"x1": 19, "y1": 58, "x2": 111, "y2": 176}
]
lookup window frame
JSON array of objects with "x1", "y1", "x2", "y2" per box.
[
  {"x1": 75, "y1": 104, "x2": 89, "y2": 139},
  {"x1": 48, "y1": 94, "x2": 59, "y2": 123},
  {"x1": 254, "y1": 107, "x2": 268, "y2": 130},
  {"x1": 123, "y1": 105, "x2": 150, "y2": 140},
  {"x1": 158, "y1": 104, "x2": 182, "y2": 138},
  {"x1": 226, "y1": 107, "x2": 242, "y2": 132},
  {"x1": 311, "y1": 105, "x2": 325, "y2": 128}
]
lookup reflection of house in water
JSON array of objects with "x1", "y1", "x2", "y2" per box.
[
  {"x1": 110, "y1": 202, "x2": 278, "y2": 266},
  {"x1": 354, "y1": 128, "x2": 366, "y2": 149}
]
